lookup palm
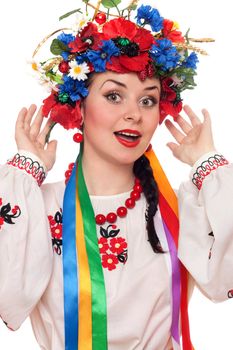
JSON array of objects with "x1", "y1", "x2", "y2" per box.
[
  {"x1": 15, "y1": 105, "x2": 57, "y2": 171},
  {"x1": 165, "y1": 105, "x2": 215, "y2": 166}
]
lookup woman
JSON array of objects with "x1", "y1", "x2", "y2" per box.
[{"x1": 1, "y1": 2, "x2": 233, "y2": 349}]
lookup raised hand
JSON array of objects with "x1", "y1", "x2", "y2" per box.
[
  {"x1": 165, "y1": 105, "x2": 216, "y2": 166},
  {"x1": 15, "y1": 104, "x2": 57, "y2": 171}
]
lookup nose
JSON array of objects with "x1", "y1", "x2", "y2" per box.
[{"x1": 123, "y1": 100, "x2": 142, "y2": 123}]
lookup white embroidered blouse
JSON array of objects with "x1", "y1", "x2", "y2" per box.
[{"x1": 0, "y1": 151, "x2": 233, "y2": 350}]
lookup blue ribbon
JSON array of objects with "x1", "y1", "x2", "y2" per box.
[{"x1": 62, "y1": 163, "x2": 79, "y2": 350}]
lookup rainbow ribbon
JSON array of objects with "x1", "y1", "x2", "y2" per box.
[{"x1": 62, "y1": 146, "x2": 194, "y2": 350}]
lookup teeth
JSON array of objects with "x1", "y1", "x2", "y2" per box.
[{"x1": 117, "y1": 132, "x2": 139, "y2": 137}]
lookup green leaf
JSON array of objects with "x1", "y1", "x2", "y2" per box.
[
  {"x1": 59, "y1": 8, "x2": 82, "y2": 21},
  {"x1": 50, "y1": 39, "x2": 69, "y2": 56},
  {"x1": 45, "y1": 71, "x2": 64, "y2": 84},
  {"x1": 102, "y1": 0, "x2": 121, "y2": 9}
]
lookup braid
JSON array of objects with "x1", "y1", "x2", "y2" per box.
[{"x1": 133, "y1": 155, "x2": 163, "y2": 253}]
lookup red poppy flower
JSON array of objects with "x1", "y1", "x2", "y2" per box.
[
  {"x1": 109, "y1": 237, "x2": 127, "y2": 255},
  {"x1": 98, "y1": 237, "x2": 109, "y2": 254},
  {"x1": 69, "y1": 22, "x2": 106, "y2": 53},
  {"x1": 159, "y1": 100, "x2": 182, "y2": 123},
  {"x1": 42, "y1": 93, "x2": 82, "y2": 130},
  {"x1": 162, "y1": 19, "x2": 184, "y2": 43},
  {"x1": 51, "y1": 224, "x2": 62, "y2": 239},
  {"x1": 103, "y1": 18, "x2": 154, "y2": 72},
  {"x1": 102, "y1": 253, "x2": 119, "y2": 271},
  {"x1": 161, "y1": 77, "x2": 177, "y2": 102}
]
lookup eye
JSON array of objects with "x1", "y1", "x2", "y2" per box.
[
  {"x1": 105, "y1": 91, "x2": 121, "y2": 104},
  {"x1": 140, "y1": 96, "x2": 158, "y2": 107}
]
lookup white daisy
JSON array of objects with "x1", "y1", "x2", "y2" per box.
[
  {"x1": 72, "y1": 14, "x2": 89, "y2": 33},
  {"x1": 68, "y1": 61, "x2": 90, "y2": 81}
]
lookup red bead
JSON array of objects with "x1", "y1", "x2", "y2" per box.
[
  {"x1": 58, "y1": 61, "x2": 69, "y2": 73},
  {"x1": 135, "y1": 178, "x2": 141, "y2": 185},
  {"x1": 68, "y1": 162, "x2": 75, "y2": 170},
  {"x1": 130, "y1": 190, "x2": 141, "y2": 200},
  {"x1": 65, "y1": 170, "x2": 72, "y2": 178},
  {"x1": 125, "y1": 198, "x2": 135, "y2": 209},
  {"x1": 133, "y1": 184, "x2": 142, "y2": 192},
  {"x1": 95, "y1": 12, "x2": 107, "y2": 24},
  {"x1": 73, "y1": 132, "x2": 83, "y2": 143},
  {"x1": 95, "y1": 214, "x2": 106, "y2": 225},
  {"x1": 106, "y1": 212, "x2": 117, "y2": 224},
  {"x1": 117, "y1": 206, "x2": 127, "y2": 218}
]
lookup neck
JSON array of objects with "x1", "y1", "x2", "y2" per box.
[{"x1": 82, "y1": 147, "x2": 135, "y2": 196}]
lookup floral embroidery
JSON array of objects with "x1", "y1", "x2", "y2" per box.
[
  {"x1": 98, "y1": 224, "x2": 128, "y2": 271},
  {"x1": 48, "y1": 209, "x2": 63, "y2": 255},
  {"x1": 0, "y1": 197, "x2": 21, "y2": 230}
]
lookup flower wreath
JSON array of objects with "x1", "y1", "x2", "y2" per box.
[{"x1": 32, "y1": 0, "x2": 213, "y2": 136}]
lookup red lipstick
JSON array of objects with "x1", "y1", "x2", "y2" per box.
[{"x1": 114, "y1": 129, "x2": 141, "y2": 148}]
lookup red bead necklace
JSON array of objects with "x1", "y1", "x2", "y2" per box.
[
  {"x1": 64, "y1": 164, "x2": 142, "y2": 225},
  {"x1": 95, "y1": 178, "x2": 142, "y2": 225}
]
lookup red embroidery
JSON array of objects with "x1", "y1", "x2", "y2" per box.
[
  {"x1": 7, "y1": 153, "x2": 46, "y2": 187},
  {"x1": 48, "y1": 209, "x2": 63, "y2": 255},
  {"x1": 98, "y1": 224, "x2": 128, "y2": 271},
  {"x1": 0, "y1": 197, "x2": 21, "y2": 230},
  {"x1": 192, "y1": 154, "x2": 229, "y2": 190}
]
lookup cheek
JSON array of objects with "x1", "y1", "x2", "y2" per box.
[{"x1": 146, "y1": 109, "x2": 160, "y2": 135}]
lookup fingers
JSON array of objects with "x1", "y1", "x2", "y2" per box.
[
  {"x1": 29, "y1": 106, "x2": 44, "y2": 140},
  {"x1": 175, "y1": 115, "x2": 192, "y2": 134},
  {"x1": 165, "y1": 119, "x2": 185, "y2": 144},
  {"x1": 183, "y1": 105, "x2": 201, "y2": 127},
  {"x1": 23, "y1": 104, "x2": 38, "y2": 132},
  {"x1": 37, "y1": 118, "x2": 54, "y2": 145}
]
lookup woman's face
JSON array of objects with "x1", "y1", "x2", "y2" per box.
[{"x1": 81, "y1": 71, "x2": 161, "y2": 165}]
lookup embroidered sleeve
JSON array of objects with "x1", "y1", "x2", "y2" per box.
[
  {"x1": 7, "y1": 151, "x2": 47, "y2": 186},
  {"x1": 0, "y1": 161, "x2": 52, "y2": 330},
  {"x1": 178, "y1": 160, "x2": 233, "y2": 302},
  {"x1": 191, "y1": 152, "x2": 229, "y2": 190}
]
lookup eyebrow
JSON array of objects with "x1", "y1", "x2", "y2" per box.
[{"x1": 101, "y1": 79, "x2": 160, "y2": 91}]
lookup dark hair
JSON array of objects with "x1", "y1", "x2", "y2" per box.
[{"x1": 133, "y1": 154, "x2": 163, "y2": 253}]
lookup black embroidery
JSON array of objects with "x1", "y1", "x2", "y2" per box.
[
  {"x1": 0, "y1": 197, "x2": 21, "y2": 230},
  {"x1": 48, "y1": 209, "x2": 63, "y2": 255},
  {"x1": 7, "y1": 153, "x2": 46, "y2": 186},
  {"x1": 192, "y1": 154, "x2": 229, "y2": 190}
]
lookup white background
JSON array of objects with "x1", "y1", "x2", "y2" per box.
[{"x1": 0, "y1": 0, "x2": 233, "y2": 349}]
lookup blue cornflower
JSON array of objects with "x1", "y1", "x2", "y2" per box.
[
  {"x1": 57, "y1": 33, "x2": 76, "y2": 46},
  {"x1": 57, "y1": 33, "x2": 75, "y2": 61},
  {"x1": 183, "y1": 52, "x2": 199, "y2": 69},
  {"x1": 59, "y1": 76, "x2": 89, "y2": 102},
  {"x1": 150, "y1": 39, "x2": 181, "y2": 71},
  {"x1": 136, "y1": 5, "x2": 164, "y2": 32},
  {"x1": 86, "y1": 40, "x2": 120, "y2": 72}
]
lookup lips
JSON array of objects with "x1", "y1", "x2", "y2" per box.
[{"x1": 114, "y1": 129, "x2": 142, "y2": 148}]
